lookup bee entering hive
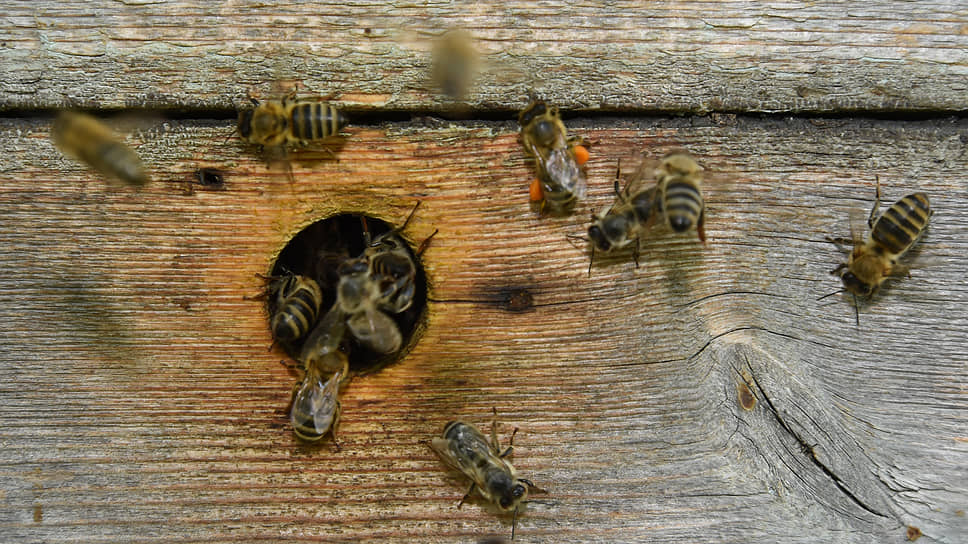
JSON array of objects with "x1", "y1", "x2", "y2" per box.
[{"x1": 265, "y1": 211, "x2": 430, "y2": 375}]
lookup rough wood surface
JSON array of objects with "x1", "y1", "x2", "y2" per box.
[
  {"x1": 2, "y1": 1, "x2": 967, "y2": 113},
  {"x1": 0, "y1": 114, "x2": 965, "y2": 543}
]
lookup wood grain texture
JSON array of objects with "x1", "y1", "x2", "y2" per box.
[
  {"x1": 0, "y1": 114, "x2": 965, "y2": 543},
  {"x1": 1, "y1": 1, "x2": 966, "y2": 113}
]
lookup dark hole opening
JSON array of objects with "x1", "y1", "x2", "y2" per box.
[{"x1": 267, "y1": 213, "x2": 428, "y2": 373}]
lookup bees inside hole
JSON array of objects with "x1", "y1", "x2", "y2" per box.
[{"x1": 266, "y1": 213, "x2": 429, "y2": 374}]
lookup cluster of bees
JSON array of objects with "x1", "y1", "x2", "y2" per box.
[{"x1": 48, "y1": 31, "x2": 933, "y2": 541}]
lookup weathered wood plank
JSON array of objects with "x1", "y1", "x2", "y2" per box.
[
  {"x1": 0, "y1": 115, "x2": 964, "y2": 542},
  {"x1": 2, "y1": 1, "x2": 967, "y2": 113}
]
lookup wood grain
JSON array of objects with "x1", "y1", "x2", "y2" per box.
[
  {"x1": 0, "y1": 114, "x2": 965, "y2": 543},
  {"x1": 1, "y1": 1, "x2": 966, "y2": 113}
]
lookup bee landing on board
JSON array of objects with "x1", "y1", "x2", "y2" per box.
[
  {"x1": 821, "y1": 177, "x2": 931, "y2": 326},
  {"x1": 430, "y1": 411, "x2": 541, "y2": 540},
  {"x1": 236, "y1": 90, "x2": 348, "y2": 179},
  {"x1": 51, "y1": 111, "x2": 148, "y2": 187},
  {"x1": 518, "y1": 100, "x2": 589, "y2": 216}
]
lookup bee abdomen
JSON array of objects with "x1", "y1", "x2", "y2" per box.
[
  {"x1": 872, "y1": 193, "x2": 931, "y2": 256},
  {"x1": 272, "y1": 284, "x2": 323, "y2": 341},
  {"x1": 663, "y1": 180, "x2": 703, "y2": 231},
  {"x1": 290, "y1": 103, "x2": 347, "y2": 141},
  {"x1": 92, "y1": 141, "x2": 147, "y2": 186}
]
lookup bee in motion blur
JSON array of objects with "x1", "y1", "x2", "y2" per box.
[
  {"x1": 518, "y1": 100, "x2": 589, "y2": 215},
  {"x1": 430, "y1": 411, "x2": 541, "y2": 540},
  {"x1": 269, "y1": 274, "x2": 324, "y2": 342},
  {"x1": 51, "y1": 111, "x2": 148, "y2": 187},
  {"x1": 655, "y1": 152, "x2": 706, "y2": 242},
  {"x1": 432, "y1": 29, "x2": 479, "y2": 101},
  {"x1": 822, "y1": 177, "x2": 931, "y2": 325}
]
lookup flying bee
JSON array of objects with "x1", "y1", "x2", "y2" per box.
[
  {"x1": 587, "y1": 159, "x2": 660, "y2": 269},
  {"x1": 655, "y1": 152, "x2": 705, "y2": 241},
  {"x1": 431, "y1": 29, "x2": 479, "y2": 100},
  {"x1": 269, "y1": 274, "x2": 323, "y2": 342},
  {"x1": 823, "y1": 177, "x2": 931, "y2": 325},
  {"x1": 518, "y1": 100, "x2": 589, "y2": 215},
  {"x1": 430, "y1": 411, "x2": 540, "y2": 540},
  {"x1": 51, "y1": 111, "x2": 148, "y2": 187},
  {"x1": 237, "y1": 90, "x2": 348, "y2": 149}
]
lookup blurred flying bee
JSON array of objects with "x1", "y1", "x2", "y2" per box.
[
  {"x1": 655, "y1": 152, "x2": 705, "y2": 241},
  {"x1": 51, "y1": 111, "x2": 148, "y2": 187},
  {"x1": 269, "y1": 274, "x2": 323, "y2": 342},
  {"x1": 587, "y1": 159, "x2": 660, "y2": 268},
  {"x1": 430, "y1": 411, "x2": 540, "y2": 540},
  {"x1": 518, "y1": 100, "x2": 589, "y2": 215},
  {"x1": 432, "y1": 29, "x2": 479, "y2": 100},
  {"x1": 822, "y1": 177, "x2": 931, "y2": 325}
]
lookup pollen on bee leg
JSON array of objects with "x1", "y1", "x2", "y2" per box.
[
  {"x1": 572, "y1": 145, "x2": 590, "y2": 166},
  {"x1": 529, "y1": 178, "x2": 544, "y2": 202}
]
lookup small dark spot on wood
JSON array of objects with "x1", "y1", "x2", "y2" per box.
[
  {"x1": 33, "y1": 504, "x2": 42, "y2": 523},
  {"x1": 499, "y1": 287, "x2": 534, "y2": 312},
  {"x1": 363, "y1": 28, "x2": 372, "y2": 35},
  {"x1": 906, "y1": 525, "x2": 922, "y2": 541},
  {"x1": 737, "y1": 382, "x2": 756, "y2": 411},
  {"x1": 195, "y1": 167, "x2": 226, "y2": 188}
]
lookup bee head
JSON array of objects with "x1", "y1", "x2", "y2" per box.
[
  {"x1": 668, "y1": 214, "x2": 693, "y2": 233},
  {"x1": 517, "y1": 101, "x2": 547, "y2": 127},
  {"x1": 498, "y1": 482, "x2": 528, "y2": 511},
  {"x1": 587, "y1": 224, "x2": 611, "y2": 252},
  {"x1": 840, "y1": 271, "x2": 873, "y2": 297}
]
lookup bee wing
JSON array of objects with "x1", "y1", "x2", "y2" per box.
[
  {"x1": 429, "y1": 434, "x2": 491, "y2": 491},
  {"x1": 539, "y1": 147, "x2": 586, "y2": 198},
  {"x1": 848, "y1": 207, "x2": 868, "y2": 246},
  {"x1": 290, "y1": 366, "x2": 340, "y2": 436},
  {"x1": 347, "y1": 308, "x2": 402, "y2": 354},
  {"x1": 299, "y1": 304, "x2": 346, "y2": 364}
]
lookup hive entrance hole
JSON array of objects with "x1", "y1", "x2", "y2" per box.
[{"x1": 268, "y1": 213, "x2": 428, "y2": 373}]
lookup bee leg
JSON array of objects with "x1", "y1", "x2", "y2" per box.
[
  {"x1": 632, "y1": 239, "x2": 640, "y2": 269},
  {"x1": 868, "y1": 175, "x2": 882, "y2": 228},
  {"x1": 697, "y1": 209, "x2": 707, "y2": 243},
  {"x1": 457, "y1": 483, "x2": 477, "y2": 509},
  {"x1": 511, "y1": 506, "x2": 518, "y2": 540},
  {"x1": 587, "y1": 246, "x2": 594, "y2": 278},
  {"x1": 852, "y1": 294, "x2": 860, "y2": 328},
  {"x1": 825, "y1": 236, "x2": 853, "y2": 252},
  {"x1": 829, "y1": 263, "x2": 848, "y2": 276},
  {"x1": 329, "y1": 400, "x2": 342, "y2": 452},
  {"x1": 499, "y1": 428, "x2": 519, "y2": 459}
]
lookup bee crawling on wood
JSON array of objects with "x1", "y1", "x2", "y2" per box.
[
  {"x1": 236, "y1": 89, "x2": 348, "y2": 179},
  {"x1": 821, "y1": 176, "x2": 932, "y2": 325},
  {"x1": 430, "y1": 410, "x2": 542, "y2": 540},
  {"x1": 518, "y1": 99, "x2": 589, "y2": 216},
  {"x1": 51, "y1": 111, "x2": 148, "y2": 187}
]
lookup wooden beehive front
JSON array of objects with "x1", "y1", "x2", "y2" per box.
[{"x1": 0, "y1": 3, "x2": 965, "y2": 543}]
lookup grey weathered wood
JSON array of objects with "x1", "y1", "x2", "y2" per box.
[
  {"x1": 0, "y1": 114, "x2": 965, "y2": 543},
  {"x1": 1, "y1": 1, "x2": 967, "y2": 113}
]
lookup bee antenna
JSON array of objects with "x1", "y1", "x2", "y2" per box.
[
  {"x1": 816, "y1": 288, "x2": 846, "y2": 301},
  {"x1": 510, "y1": 505, "x2": 518, "y2": 541},
  {"x1": 853, "y1": 293, "x2": 860, "y2": 328}
]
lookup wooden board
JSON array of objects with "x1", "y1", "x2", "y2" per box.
[
  {"x1": 0, "y1": 113, "x2": 965, "y2": 543},
  {"x1": 2, "y1": 1, "x2": 967, "y2": 113}
]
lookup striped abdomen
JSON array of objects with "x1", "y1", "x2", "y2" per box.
[
  {"x1": 288, "y1": 102, "x2": 348, "y2": 142},
  {"x1": 871, "y1": 193, "x2": 931, "y2": 257},
  {"x1": 271, "y1": 275, "x2": 323, "y2": 341},
  {"x1": 657, "y1": 153, "x2": 705, "y2": 239}
]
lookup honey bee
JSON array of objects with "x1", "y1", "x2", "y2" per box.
[
  {"x1": 51, "y1": 111, "x2": 148, "y2": 187},
  {"x1": 518, "y1": 100, "x2": 589, "y2": 215},
  {"x1": 290, "y1": 348, "x2": 349, "y2": 444},
  {"x1": 360, "y1": 203, "x2": 436, "y2": 314},
  {"x1": 430, "y1": 411, "x2": 540, "y2": 540},
  {"x1": 587, "y1": 159, "x2": 659, "y2": 268},
  {"x1": 432, "y1": 29, "x2": 479, "y2": 100},
  {"x1": 269, "y1": 274, "x2": 323, "y2": 342},
  {"x1": 237, "y1": 91, "x2": 348, "y2": 176},
  {"x1": 655, "y1": 152, "x2": 705, "y2": 241},
  {"x1": 334, "y1": 257, "x2": 405, "y2": 355},
  {"x1": 824, "y1": 178, "x2": 931, "y2": 324}
]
